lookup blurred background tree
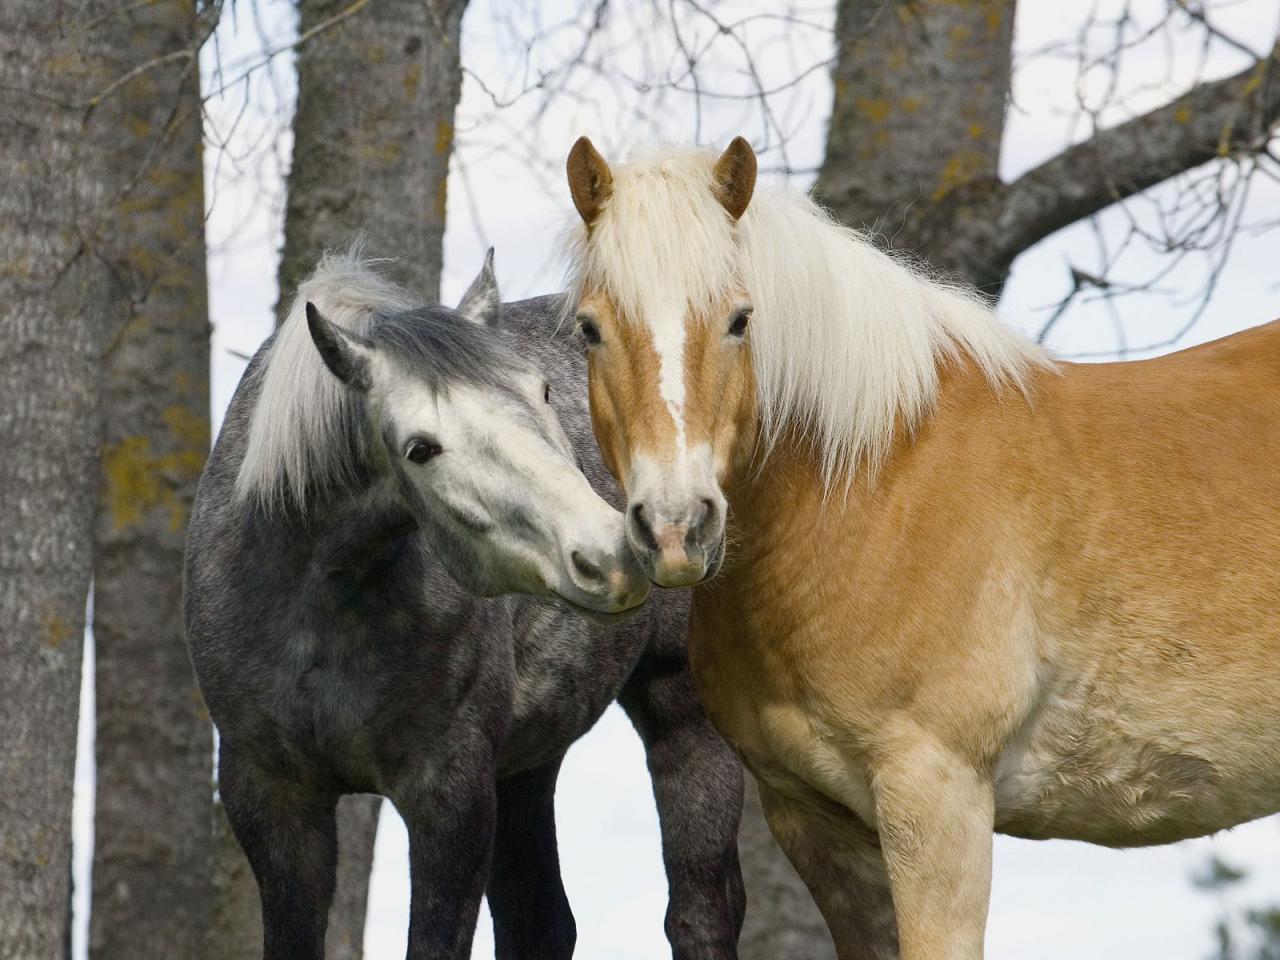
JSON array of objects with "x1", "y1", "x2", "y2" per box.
[
  {"x1": 89, "y1": 3, "x2": 215, "y2": 958},
  {"x1": 1195, "y1": 853, "x2": 1280, "y2": 960}
]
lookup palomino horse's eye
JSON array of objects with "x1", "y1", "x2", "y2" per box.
[
  {"x1": 576, "y1": 316, "x2": 602, "y2": 346},
  {"x1": 728, "y1": 307, "x2": 752, "y2": 338},
  {"x1": 404, "y1": 438, "x2": 443, "y2": 464}
]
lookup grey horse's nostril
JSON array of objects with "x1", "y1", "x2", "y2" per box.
[
  {"x1": 571, "y1": 550, "x2": 606, "y2": 585},
  {"x1": 628, "y1": 503, "x2": 659, "y2": 552}
]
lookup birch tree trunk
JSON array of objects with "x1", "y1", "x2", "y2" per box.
[
  {"x1": 0, "y1": 2, "x2": 121, "y2": 954},
  {"x1": 209, "y1": 3, "x2": 469, "y2": 956},
  {"x1": 88, "y1": 3, "x2": 214, "y2": 958}
]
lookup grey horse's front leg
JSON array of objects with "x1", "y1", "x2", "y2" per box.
[
  {"x1": 620, "y1": 622, "x2": 746, "y2": 960},
  {"x1": 390, "y1": 742, "x2": 499, "y2": 960},
  {"x1": 487, "y1": 759, "x2": 577, "y2": 960}
]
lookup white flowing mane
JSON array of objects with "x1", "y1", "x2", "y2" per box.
[
  {"x1": 235, "y1": 253, "x2": 417, "y2": 509},
  {"x1": 566, "y1": 147, "x2": 1051, "y2": 487}
]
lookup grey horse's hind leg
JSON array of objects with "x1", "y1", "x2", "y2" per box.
[
  {"x1": 217, "y1": 741, "x2": 338, "y2": 960},
  {"x1": 620, "y1": 634, "x2": 746, "y2": 960},
  {"x1": 487, "y1": 759, "x2": 576, "y2": 960}
]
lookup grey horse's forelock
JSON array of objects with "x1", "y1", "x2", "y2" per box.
[{"x1": 234, "y1": 253, "x2": 516, "y2": 512}]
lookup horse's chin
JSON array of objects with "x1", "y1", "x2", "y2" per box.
[{"x1": 550, "y1": 591, "x2": 646, "y2": 628}]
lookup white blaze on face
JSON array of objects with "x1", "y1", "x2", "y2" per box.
[{"x1": 647, "y1": 298, "x2": 689, "y2": 455}]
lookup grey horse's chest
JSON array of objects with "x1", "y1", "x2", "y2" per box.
[{"x1": 499, "y1": 601, "x2": 646, "y2": 768}]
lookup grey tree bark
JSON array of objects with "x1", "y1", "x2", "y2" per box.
[
  {"x1": 0, "y1": 2, "x2": 122, "y2": 955},
  {"x1": 209, "y1": 3, "x2": 469, "y2": 956},
  {"x1": 742, "y1": 3, "x2": 1280, "y2": 957},
  {"x1": 277, "y1": 0, "x2": 467, "y2": 304},
  {"x1": 815, "y1": 0, "x2": 1280, "y2": 293},
  {"x1": 814, "y1": 0, "x2": 1017, "y2": 293},
  {"x1": 88, "y1": 3, "x2": 214, "y2": 958}
]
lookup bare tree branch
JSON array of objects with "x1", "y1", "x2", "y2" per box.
[{"x1": 988, "y1": 40, "x2": 1280, "y2": 269}]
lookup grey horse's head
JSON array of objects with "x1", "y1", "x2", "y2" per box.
[{"x1": 242, "y1": 251, "x2": 650, "y2": 621}]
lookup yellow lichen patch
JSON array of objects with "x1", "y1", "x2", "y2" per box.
[
  {"x1": 901, "y1": 96, "x2": 923, "y2": 114},
  {"x1": 127, "y1": 115, "x2": 152, "y2": 140},
  {"x1": 403, "y1": 62, "x2": 421, "y2": 97},
  {"x1": 103, "y1": 433, "x2": 206, "y2": 532},
  {"x1": 435, "y1": 120, "x2": 454, "y2": 156},
  {"x1": 437, "y1": 176, "x2": 448, "y2": 219},
  {"x1": 949, "y1": 25, "x2": 972, "y2": 47},
  {"x1": 985, "y1": 6, "x2": 1004, "y2": 37},
  {"x1": 1174, "y1": 106, "x2": 1192, "y2": 125},
  {"x1": 164, "y1": 404, "x2": 211, "y2": 450},
  {"x1": 361, "y1": 141, "x2": 402, "y2": 164},
  {"x1": 932, "y1": 150, "x2": 984, "y2": 200},
  {"x1": 968, "y1": 123, "x2": 984, "y2": 139},
  {"x1": 45, "y1": 613, "x2": 71, "y2": 650},
  {"x1": 855, "y1": 97, "x2": 893, "y2": 124}
]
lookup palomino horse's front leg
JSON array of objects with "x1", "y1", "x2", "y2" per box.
[
  {"x1": 870, "y1": 738, "x2": 995, "y2": 960},
  {"x1": 756, "y1": 781, "x2": 898, "y2": 960},
  {"x1": 390, "y1": 744, "x2": 498, "y2": 960},
  {"x1": 619, "y1": 629, "x2": 746, "y2": 960}
]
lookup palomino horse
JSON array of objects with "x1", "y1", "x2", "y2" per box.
[
  {"x1": 184, "y1": 252, "x2": 745, "y2": 959},
  {"x1": 562, "y1": 137, "x2": 1280, "y2": 959}
]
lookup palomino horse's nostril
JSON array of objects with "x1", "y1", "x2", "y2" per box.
[
  {"x1": 628, "y1": 503, "x2": 659, "y2": 552},
  {"x1": 687, "y1": 498, "x2": 716, "y2": 546},
  {"x1": 571, "y1": 550, "x2": 606, "y2": 585}
]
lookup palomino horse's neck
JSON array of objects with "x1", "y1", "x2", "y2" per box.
[{"x1": 713, "y1": 356, "x2": 1002, "y2": 590}]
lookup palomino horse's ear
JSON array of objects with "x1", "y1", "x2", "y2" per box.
[
  {"x1": 567, "y1": 136, "x2": 613, "y2": 227},
  {"x1": 713, "y1": 136, "x2": 757, "y2": 221},
  {"x1": 306, "y1": 302, "x2": 375, "y2": 392},
  {"x1": 457, "y1": 247, "x2": 500, "y2": 326}
]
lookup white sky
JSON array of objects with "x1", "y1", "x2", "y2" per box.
[{"x1": 74, "y1": 1, "x2": 1280, "y2": 957}]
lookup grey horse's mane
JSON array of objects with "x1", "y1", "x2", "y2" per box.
[{"x1": 236, "y1": 253, "x2": 511, "y2": 511}]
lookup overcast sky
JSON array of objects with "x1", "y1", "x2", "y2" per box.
[{"x1": 74, "y1": 1, "x2": 1280, "y2": 957}]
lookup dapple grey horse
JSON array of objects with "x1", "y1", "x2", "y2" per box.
[{"x1": 183, "y1": 253, "x2": 744, "y2": 960}]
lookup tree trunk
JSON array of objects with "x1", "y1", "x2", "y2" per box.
[
  {"x1": 276, "y1": 0, "x2": 467, "y2": 304},
  {"x1": 814, "y1": 0, "x2": 1018, "y2": 293},
  {"x1": 0, "y1": 2, "x2": 121, "y2": 955},
  {"x1": 209, "y1": 3, "x2": 469, "y2": 954},
  {"x1": 88, "y1": 3, "x2": 214, "y2": 958}
]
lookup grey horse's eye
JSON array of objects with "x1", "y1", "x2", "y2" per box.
[
  {"x1": 404, "y1": 438, "x2": 442, "y2": 464},
  {"x1": 543, "y1": 382, "x2": 552, "y2": 404}
]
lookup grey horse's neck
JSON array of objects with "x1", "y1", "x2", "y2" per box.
[{"x1": 310, "y1": 476, "x2": 416, "y2": 577}]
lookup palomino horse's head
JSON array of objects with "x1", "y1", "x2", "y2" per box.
[
  {"x1": 565, "y1": 137, "x2": 759, "y2": 587},
  {"x1": 306, "y1": 253, "x2": 651, "y2": 621}
]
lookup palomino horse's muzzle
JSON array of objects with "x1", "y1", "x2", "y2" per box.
[{"x1": 626, "y1": 497, "x2": 724, "y2": 587}]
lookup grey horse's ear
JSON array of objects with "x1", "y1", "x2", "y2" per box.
[
  {"x1": 306, "y1": 302, "x2": 375, "y2": 391},
  {"x1": 457, "y1": 248, "x2": 500, "y2": 326}
]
